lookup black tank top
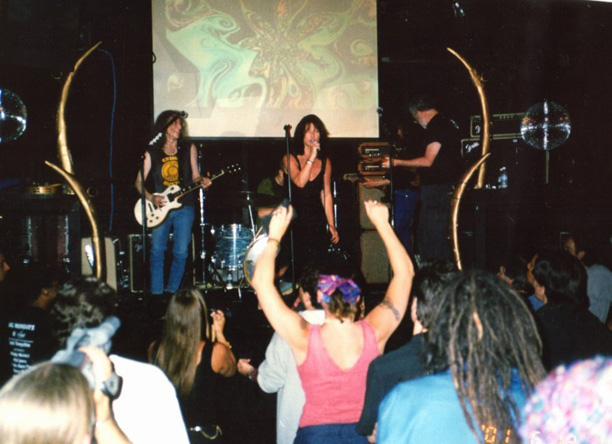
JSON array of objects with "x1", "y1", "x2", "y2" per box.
[{"x1": 147, "y1": 140, "x2": 195, "y2": 206}]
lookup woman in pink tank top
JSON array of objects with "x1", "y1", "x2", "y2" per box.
[{"x1": 252, "y1": 201, "x2": 414, "y2": 443}]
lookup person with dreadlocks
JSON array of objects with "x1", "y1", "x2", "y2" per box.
[
  {"x1": 377, "y1": 269, "x2": 546, "y2": 444},
  {"x1": 251, "y1": 201, "x2": 414, "y2": 444}
]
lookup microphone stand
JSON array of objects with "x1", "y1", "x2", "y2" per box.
[
  {"x1": 283, "y1": 124, "x2": 295, "y2": 290},
  {"x1": 139, "y1": 154, "x2": 149, "y2": 300},
  {"x1": 197, "y1": 147, "x2": 207, "y2": 287}
]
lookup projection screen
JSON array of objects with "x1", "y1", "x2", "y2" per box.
[{"x1": 152, "y1": 0, "x2": 379, "y2": 138}]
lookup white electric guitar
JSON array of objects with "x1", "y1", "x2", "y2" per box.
[{"x1": 134, "y1": 164, "x2": 241, "y2": 227}]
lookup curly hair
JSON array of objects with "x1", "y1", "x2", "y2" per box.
[
  {"x1": 153, "y1": 289, "x2": 211, "y2": 397},
  {"x1": 50, "y1": 276, "x2": 116, "y2": 348},
  {"x1": 412, "y1": 260, "x2": 458, "y2": 329},
  {"x1": 426, "y1": 270, "x2": 546, "y2": 444}
]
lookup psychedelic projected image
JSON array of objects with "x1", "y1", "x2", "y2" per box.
[{"x1": 152, "y1": 0, "x2": 379, "y2": 138}]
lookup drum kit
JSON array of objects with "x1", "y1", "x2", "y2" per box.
[{"x1": 203, "y1": 190, "x2": 279, "y2": 290}]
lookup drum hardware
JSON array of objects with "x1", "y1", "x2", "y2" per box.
[{"x1": 209, "y1": 224, "x2": 253, "y2": 290}]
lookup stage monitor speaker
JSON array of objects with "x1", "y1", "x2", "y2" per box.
[
  {"x1": 128, "y1": 234, "x2": 195, "y2": 293},
  {"x1": 81, "y1": 237, "x2": 123, "y2": 291},
  {"x1": 360, "y1": 230, "x2": 390, "y2": 284}
]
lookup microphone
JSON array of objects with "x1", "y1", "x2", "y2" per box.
[
  {"x1": 179, "y1": 111, "x2": 188, "y2": 118},
  {"x1": 311, "y1": 139, "x2": 320, "y2": 157}
]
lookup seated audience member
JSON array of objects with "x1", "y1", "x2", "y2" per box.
[
  {"x1": 565, "y1": 231, "x2": 612, "y2": 324},
  {"x1": 51, "y1": 276, "x2": 190, "y2": 444},
  {"x1": 356, "y1": 260, "x2": 458, "y2": 441},
  {"x1": 237, "y1": 265, "x2": 325, "y2": 444},
  {"x1": 520, "y1": 356, "x2": 612, "y2": 444},
  {"x1": 251, "y1": 201, "x2": 414, "y2": 444},
  {"x1": 531, "y1": 251, "x2": 612, "y2": 370},
  {"x1": 1, "y1": 263, "x2": 62, "y2": 380},
  {"x1": 149, "y1": 289, "x2": 236, "y2": 443},
  {"x1": 0, "y1": 347, "x2": 130, "y2": 444},
  {"x1": 378, "y1": 270, "x2": 546, "y2": 444}
]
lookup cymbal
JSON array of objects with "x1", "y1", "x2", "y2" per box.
[{"x1": 216, "y1": 191, "x2": 281, "y2": 208}]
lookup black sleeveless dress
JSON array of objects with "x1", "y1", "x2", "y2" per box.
[{"x1": 290, "y1": 155, "x2": 329, "y2": 269}]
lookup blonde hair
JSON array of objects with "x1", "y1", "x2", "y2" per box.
[
  {"x1": 0, "y1": 362, "x2": 93, "y2": 444},
  {"x1": 154, "y1": 289, "x2": 211, "y2": 397}
]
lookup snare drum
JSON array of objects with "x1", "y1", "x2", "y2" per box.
[{"x1": 210, "y1": 224, "x2": 253, "y2": 285}]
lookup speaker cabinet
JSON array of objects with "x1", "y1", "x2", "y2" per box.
[
  {"x1": 360, "y1": 230, "x2": 391, "y2": 284},
  {"x1": 128, "y1": 234, "x2": 195, "y2": 293}
]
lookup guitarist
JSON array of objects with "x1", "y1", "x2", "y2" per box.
[{"x1": 134, "y1": 110, "x2": 211, "y2": 298}]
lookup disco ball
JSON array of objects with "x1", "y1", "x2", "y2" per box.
[
  {"x1": 520, "y1": 101, "x2": 571, "y2": 151},
  {"x1": 0, "y1": 89, "x2": 27, "y2": 143}
]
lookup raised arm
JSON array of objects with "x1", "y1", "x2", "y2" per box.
[
  {"x1": 363, "y1": 201, "x2": 414, "y2": 350},
  {"x1": 134, "y1": 151, "x2": 153, "y2": 200},
  {"x1": 251, "y1": 205, "x2": 309, "y2": 353}
]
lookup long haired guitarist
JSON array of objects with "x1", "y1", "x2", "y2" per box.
[{"x1": 134, "y1": 110, "x2": 212, "y2": 297}]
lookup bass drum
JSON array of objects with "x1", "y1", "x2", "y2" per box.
[{"x1": 210, "y1": 224, "x2": 253, "y2": 287}]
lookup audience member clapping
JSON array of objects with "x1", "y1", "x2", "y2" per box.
[{"x1": 149, "y1": 288, "x2": 236, "y2": 443}]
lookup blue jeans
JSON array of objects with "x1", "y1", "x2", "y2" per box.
[
  {"x1": 150, "y1": 205, "x2": 194, "y2": 294},
  {"x1": 294, "y1": 423, "x2": 367, "y2": 444},
  {"x1": 394, "y1": 189, "x2": 420, "y2": 257}
]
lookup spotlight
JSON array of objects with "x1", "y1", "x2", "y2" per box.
[{"x1": 452, "y1": 1, "x2": 466, "y2": 18}]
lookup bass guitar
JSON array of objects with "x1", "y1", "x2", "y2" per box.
[{"x1": 134, "y1": 164, "x2": 241, "y2": 227}]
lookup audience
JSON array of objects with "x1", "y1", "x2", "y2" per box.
[
  {"x1": 356, "y1": 260, "x2": 458, "y2": 441},
  {"x1": 0, "y1": 262, "x2": 63, "y2": 382},
  {"x1": 0, "y1": 347, "x2": 130, "y2": 444},
  {"x1": 149, "y1": 288, "x2": 236, "y2": 442},
  {"x1": 531, "y1": 250, "x2": 612, "y2": 370},
  {"x1": 378, "y1": 270, "x2": 546, "y2": 444},
  {"x1": 237, "y1": 264, "x2": 325, "y2": 444},
  {"x1": 251, "y1": 201, "x2": 414, "y2": 443},
  {"x1": 564, "y1": 231, "x2": 612, "y2": 324},
  {"x1": 50, "y1": 276, "x2": 190, "y2": 444},
  {"x1": 520, "y1": 356, "x2": 612, "y2": 444}
]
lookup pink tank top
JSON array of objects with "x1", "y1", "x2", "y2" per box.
[{"x1": 297, "y1": 320, "x2": 380, "y2": 427}]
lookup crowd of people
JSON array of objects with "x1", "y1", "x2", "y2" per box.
[{"x1": 0, "y1": 106, "x2": 611, "y2": 444}]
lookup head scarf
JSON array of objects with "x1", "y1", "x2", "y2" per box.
[{"x1": 317, "y1": 274, "x2": 361, "y2": 305}]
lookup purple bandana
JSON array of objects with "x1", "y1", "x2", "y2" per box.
[{"x1": 317, "y1": 274, "x2": 361, "y2": 305}]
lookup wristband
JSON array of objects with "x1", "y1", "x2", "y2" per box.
[
  {"x1": 247, "y1": 368, "x2": 258, "y2": 382},
  {"x1": 306, "y1": 160, "x2": 314, "y2": 165},
  {"x1": 267, "y1": 238, "x2": 281, "y2": 249}
]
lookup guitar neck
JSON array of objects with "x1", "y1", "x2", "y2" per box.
[{"x1": 174, "y1": 167, "x2": 235, "y2": 200}]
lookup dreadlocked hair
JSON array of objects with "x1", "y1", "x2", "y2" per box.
[
  {"x1": 426, "y1": 270, "x2": 546, "y2": 444},
  {"x1": 153, "y1": 289, "x2": 211, "y2": 397}
]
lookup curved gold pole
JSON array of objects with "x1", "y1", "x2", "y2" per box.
[
  {"x1": 448, "y1": 153, "x2": 491, "y2": 270},
  {"x1": 52, "y1": 41, "x2": 105, "y2": 280},
  {"x1": 57, "y1": 41, "x2": 102, "y2": 174},
  {"x1": 45, "y1": 161, "x2": 105, "y2": 278},
  {"x1": 447, "y1": 48, "x2": 491, "y2": 189}
]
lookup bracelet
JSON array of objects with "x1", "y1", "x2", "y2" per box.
[
  {"x1": 306, "y1": 160, "x2": 314, "y2": 165},
  {"x1": 95, "y1": 416, "x2": 113, "y2": 428},
  {"x1": 247, "y1": 368, "x2": 258, "y2": 382},
  {"x1": 267, "y1": 238, "x2": 281, "y2": 249}
]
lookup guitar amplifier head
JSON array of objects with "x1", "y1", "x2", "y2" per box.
[{"x1": 358, "y1": 142, "x2": 393, "y2": 158}]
